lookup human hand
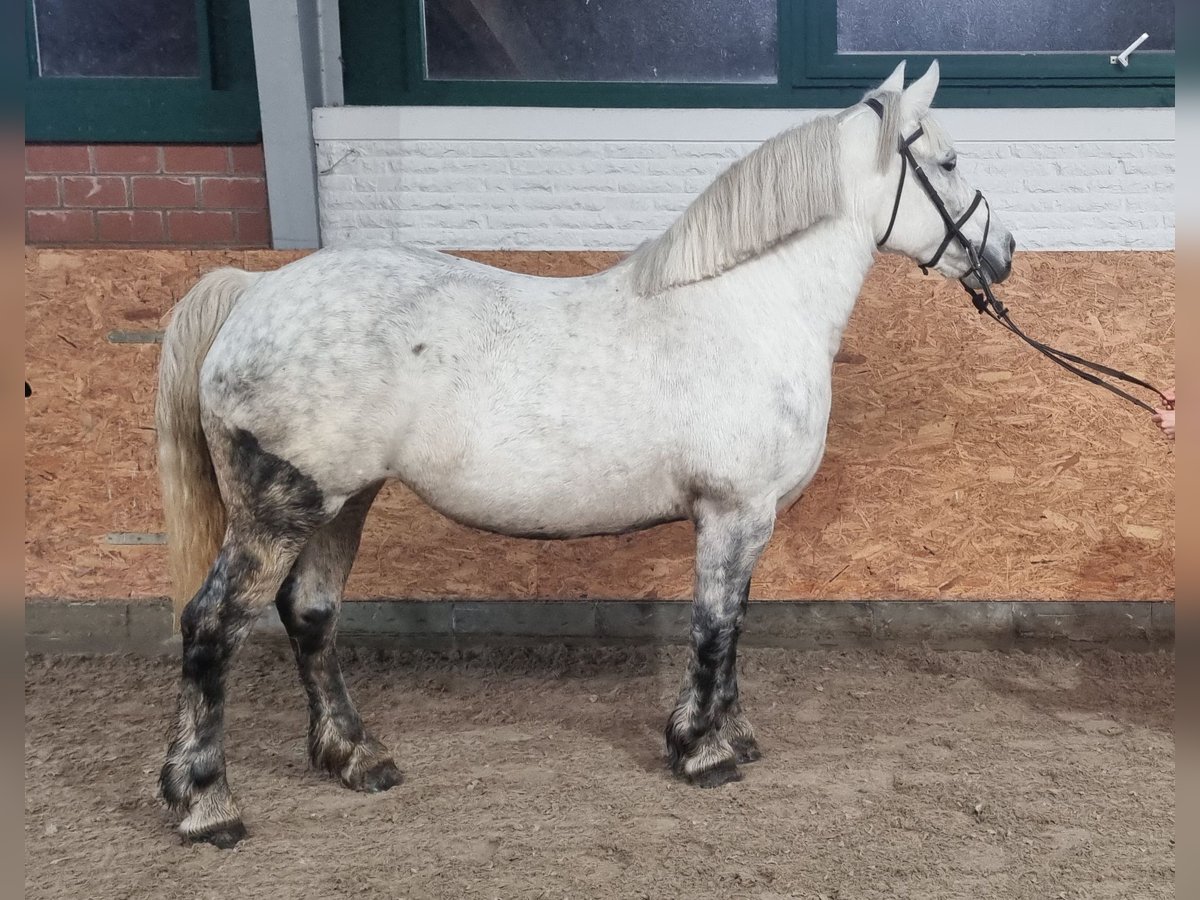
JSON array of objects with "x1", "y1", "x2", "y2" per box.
[{"x1": 1152, "y1": 407, "x2": 1174, "y2": 440}]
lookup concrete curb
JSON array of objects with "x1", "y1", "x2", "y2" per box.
[{"x1": 25, "y1": 598, "x2": 1174, "y2": 655}]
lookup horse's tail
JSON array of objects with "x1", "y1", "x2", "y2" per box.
[{"x1": 156, "y1": 268, "x2": 260, "y2": 615}]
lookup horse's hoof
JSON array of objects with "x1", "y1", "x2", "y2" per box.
[
  {"x1": 687, "y1": 759, "x2": 743, "y2": 789},
  {"x1": 349, "y1": 758, "x2": 403, "y2": 794},
  {"x1": 184, "y1": 819, "x2": 247, "y2": 849},
  {"x1": 732, "y1": 739, "x2": 762, "y2": 764}
]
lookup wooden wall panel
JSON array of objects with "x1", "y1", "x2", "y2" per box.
[{"x1": 25, "y1": 248, "x2": 1174, "y2": 602}]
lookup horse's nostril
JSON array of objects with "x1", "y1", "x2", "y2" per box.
[{"x1": 1008, "y1": 235, "x2": 1016, "y2": 255}]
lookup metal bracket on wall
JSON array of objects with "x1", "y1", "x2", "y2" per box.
[
  {"x1": 104, "y1": 533, "x2": 167, "y2": 546},
  {"x1": 1111, "y1": 33, "x2": 1150, "y2": 68},
  {"x1": 106, "y1": 330, "x2": 165, "y2": 344}
]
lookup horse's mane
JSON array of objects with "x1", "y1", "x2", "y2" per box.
[
  {"x1": 627, "y1": 114, "x2": 844, "y2": 296},
  {"x1": 628, "y1": 90, "x2": 952, "y2": 296}
]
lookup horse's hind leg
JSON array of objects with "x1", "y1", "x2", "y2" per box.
[
  {"x1": 666, "y1": 500, "x2": 774, "y2": 787},
  {"x1": 162, "y1": 532, "x2": 313, "y2": 846},
  {"x1": 274, "y1": 483, "x2": 402, "y2": 793},
  {"x1": 160, "y1": 430, "x2": 332, "y2": 847}
]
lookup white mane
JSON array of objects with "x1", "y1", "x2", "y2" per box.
[
  {"x1": 628, "y1": 115, "x2": 844, "y2": 295},
  {"x1": 628, "y1": 91, "x2": 958, "y2": 297}
]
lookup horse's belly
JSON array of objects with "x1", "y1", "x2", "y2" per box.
[{"x1": 404, "y1": 466, "x2": 684, "y2": 538}]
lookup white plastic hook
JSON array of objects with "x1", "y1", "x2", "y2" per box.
[{"x1": 1111, "y1": 33, "x2": 1149, "y2": 68}]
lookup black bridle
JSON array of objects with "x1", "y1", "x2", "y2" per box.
[{"x1": 865, "y1": 97, "x2": 1168, "y2": 415}]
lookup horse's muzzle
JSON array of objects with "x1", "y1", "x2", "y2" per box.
[{"x1": 979, "y1": 234, "x2": 1015, "y2": 285}]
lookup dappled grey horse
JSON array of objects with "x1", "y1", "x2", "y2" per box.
[{"x1": 156, "y1": 61, "x2": 1014, "y2": 846}]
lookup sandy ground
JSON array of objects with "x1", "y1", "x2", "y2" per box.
[{"x1": 25, "y1": 645, "x2": 1173, "y2": 899}]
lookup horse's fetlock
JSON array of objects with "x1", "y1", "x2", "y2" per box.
[
  {"x1": 664, "y1": 702, "x2": 708, "y2": 772},
  {"x1": 159, "y1": 760, "x2": 194, "y2": 810},
  {"x1": 308, "y1": 715, "x2": 356, "y2": 772}
]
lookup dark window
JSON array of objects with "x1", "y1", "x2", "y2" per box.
[
  {"x1": 24, "y1": 0, "x2": 260, "y2": 143},
  {"x1": 337, "y1": 0, "x2": 1175, "y2": 108},
  {"x1": 423, "y1": 0, "x2": 777, "y2": 83},
  {"x1": 33, "y1": 0, "x2": 200, "y2": 77},
  {"x1": 837, "y1": 0, "x2": 1175, "y2": 54}
]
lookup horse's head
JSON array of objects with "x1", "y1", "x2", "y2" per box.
[{"x1": 856, "y1": 61, "x2": 1015, "y2": 289}]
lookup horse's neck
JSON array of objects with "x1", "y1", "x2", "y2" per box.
[{"x1": 711, "y1": 216, "x2": 877, "y2": 351}]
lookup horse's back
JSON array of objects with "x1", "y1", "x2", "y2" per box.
[{"x1": 196, "y1": 245, "x2": 643, "y2": 504}]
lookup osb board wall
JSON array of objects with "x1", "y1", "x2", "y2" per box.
[{"x1": 25, "y1": 248, "x2": 1174, "y2": 602}]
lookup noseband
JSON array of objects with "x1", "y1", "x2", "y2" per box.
[{"x1": 864, "y1": 97, "x2": 1167, "y2": 415}]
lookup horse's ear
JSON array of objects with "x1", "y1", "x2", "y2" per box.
[
  {"x1": 903, "y1": 60, "x2": 940, "y2": 116},
  {"x1": 877, "y1": 61, "x2": 906, "y2": 94}
]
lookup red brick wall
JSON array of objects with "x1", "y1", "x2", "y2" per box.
[{"x1": 25, "y1": 144, "x2": 271, "y2": 248}]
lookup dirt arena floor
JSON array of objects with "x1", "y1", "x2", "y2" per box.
[{"x1": 25, "y1": 644, "x2": 1173, "y2": 899}]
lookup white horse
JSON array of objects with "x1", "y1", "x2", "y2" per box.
[{"x1": 156, "y1": 61, "x2": 1014, "y2": 847}]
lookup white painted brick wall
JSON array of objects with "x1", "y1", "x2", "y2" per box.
[{"x1": 315, "y1": 109, "x2": 1174, "y2": 251}]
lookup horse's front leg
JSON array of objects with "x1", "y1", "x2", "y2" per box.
[
  {"x1": 718, "y1": 577, "x2": 761, "y2": 764},
  {"x1": 666, "y1": 502, "x2": 774, "y2": 786}
]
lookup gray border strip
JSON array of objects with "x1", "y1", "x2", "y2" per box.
[
  {"x1": 106, "y1": 330, "x2": 164, "y2": 344},
  {"x1": 25, "y1": 598, "x2": 1173, "y2": 655}
]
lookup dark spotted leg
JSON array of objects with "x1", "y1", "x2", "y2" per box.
[
  {"x1": 160, "y1": 535, "x2": 312, "y2": 846},
  {"x1": 719, "y1": 578, "x2": 762, "y2": 765},
  {"x1": 275, "y1": 484, "x2": 401, "y2": 793},
  {"x1": 160, "y1": 430, "x2": 331, "y2": 847},
  {"x1": 666, "y1": 503, "x2": 774, "y2": 787}
]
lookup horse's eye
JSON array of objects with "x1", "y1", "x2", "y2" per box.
[{"x1": 941, "y1": 158, "x2": 957, "y2": 172}]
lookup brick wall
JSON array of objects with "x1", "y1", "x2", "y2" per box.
[
  {"x1": 25, "y1": 144, "x2": 271, "y2": 247},
  {"x1": 315, "y1": 113, "x2": 1175, "y2": 251}
]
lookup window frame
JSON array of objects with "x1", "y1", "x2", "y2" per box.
[
  {"x1": 24, "y1": 0, "x2": 261, "y2": 143},
  {"x1": 339, "y1": 0, "x2": 1174, "y2": 109}
]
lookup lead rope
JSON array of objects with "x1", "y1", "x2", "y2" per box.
[
  {"x1": 864, "y1": 98, "x2": 1169, "y2": 416},
  {"x1": 963, "y1": 279, "x2": 1169, "y2": 414}
]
